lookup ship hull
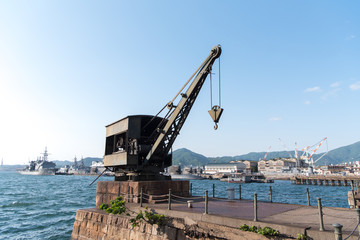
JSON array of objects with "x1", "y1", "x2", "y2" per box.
[
  {"x1": 170, "y1": 174, "x2": 204, "y2": 180},
  {"x1": 17, "y1": 169, "x2": 56, "y2": 176}
]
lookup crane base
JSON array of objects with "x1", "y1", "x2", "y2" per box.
[
  {"x1": 114, "y1": 172, "x2": 171, "y2": 181},
  {"x1": 95, "y1": 180, "x2": 189, "y2": 208}
]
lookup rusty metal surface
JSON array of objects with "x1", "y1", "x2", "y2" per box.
[
  {"x1": 106, "y1": 117, "x2": 129, "y2": 137},
  {"x1": 104, "y1": 152, "x2": 127, "y2": 167}
]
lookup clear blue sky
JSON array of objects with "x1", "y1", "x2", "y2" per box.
[{"x1": 1, "y1": 1, "x2": 359, "y2": 164}]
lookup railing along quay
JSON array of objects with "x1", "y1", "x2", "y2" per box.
[
  {"x1": 129, "y1": 186, "x2": 360, "y2": 240},
  {"x1": 111, "y1": 183, "x2": 360, "y2": 239},
  {"x1": 290, "y1": 176, "x2": 360, "y2": 186}
]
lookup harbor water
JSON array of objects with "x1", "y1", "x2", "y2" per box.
[{"x1": 0, "y1": 172, "x2": 352, "y2": 239}]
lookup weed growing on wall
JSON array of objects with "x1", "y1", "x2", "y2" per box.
[
  {"x1": 99, "y1": 198, "x2": 165, "y2": 228},
  {"x1": 239, "y1": 224, "x2": 279, "y2": 236},
  {"x1": 297, "y1": 233, "x2": 308, "y2": 240},
  {"x1": 130, "y1": 206, "x2": 165, "y2": 227},
  {"x1": 99, "y1": 196, "x2": 126, "y2": 214}
]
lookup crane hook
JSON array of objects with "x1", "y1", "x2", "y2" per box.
[{"x1": 208, "y1": 105, "x2": 224, "y2": 131}]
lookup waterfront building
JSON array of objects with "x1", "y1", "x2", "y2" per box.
[
  {"x1": 204, "y1": 163, "x2": 246, "y2": 175},
  {"x1": 319, "y1": 165, "x2": 346, "y2": 175},
  {"x1": 229, "y1": 160, "x2": 258, "y2": 172},
  {"x1": 258, "y1": 158, "x2": 297, "y2": 173}
]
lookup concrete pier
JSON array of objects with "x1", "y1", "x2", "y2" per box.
[
  {"x1": 291, "y1": 176, "x2": 360, "y2": 186},
  {"x1": 72, "y1": 197, "x2": 359, "y2": 239}
]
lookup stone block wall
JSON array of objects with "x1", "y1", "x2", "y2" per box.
[
  {"x1": 71, "y1": 208, "x2": 268, "y2": 240},
  {"x1": 71, "y1": 208, "x2": 187, "y2": 240}
]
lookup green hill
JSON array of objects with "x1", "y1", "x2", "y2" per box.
[
  {"x1": 207, "y1": 151, "x2": 301, "y2": 163},
  {"x1": 172, "y1": 141, "x2": 360, "y2": 166},
  {"x1": 172, "y1": 148, "x2": 209, "y2": 166},
  {"x1": 315, "y1": 141, "x2": 360, "y2": 165},
  {"x1": 53, "y1": 157, "x2": 103, "y2": 167}
]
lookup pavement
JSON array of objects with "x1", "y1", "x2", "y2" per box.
[{"x1": 137, "y1": 197, "x2": 360, "y2": 239}]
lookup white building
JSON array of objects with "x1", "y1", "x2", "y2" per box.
[{"x1": 204, "y1": 163, "x2": 246, "y2": 175}]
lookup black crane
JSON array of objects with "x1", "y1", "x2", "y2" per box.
[{"x1": 103, "y1": 45, "x2": 223, "y2": 181}]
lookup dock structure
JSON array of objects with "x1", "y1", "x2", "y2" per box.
[
  {"x1": 290, "y1": 176, "x2": 360, "y2": 186},
  {"x1": 71, "y1": 181, "x2": 360, "y2": 240},
  {"x1": 72, "y1": 197, "x2": 360, "y2": 240}
]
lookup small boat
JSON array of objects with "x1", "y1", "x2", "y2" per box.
[
  {"x1": 170, "y1": 174, "x2": 204, "y2": 180},
  {"x1": 251, "y1": 174, "x2": 274, "y2": 183},
  {"x1": 56, "y1": 165, "x2": 72, "y2": 175},
  {"x1": 227, "y1": 176, "x2": 252, "y2": 183},
  {"x1": 220, "y1": 173, "x2": 251, "y2": 183},
  {"x1": 220, "y1": 173, "x2": 274, "y2": 183}
]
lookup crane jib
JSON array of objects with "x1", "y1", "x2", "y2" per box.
[{"x1": 143, "y1": 45, "x2": 223, "y2": 166}]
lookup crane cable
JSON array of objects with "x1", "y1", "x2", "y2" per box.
[
  {"x1": 209, "y1": 56, "x2": 222, "y2": 108},
  {"x1": 210, "y1": 67, "x2": 213, "y2": 108},
  {"x1": 144, "y1": 50, "x2": 222, "y2": 132},
  {"x1": 169, "y1": 60, "x2": 206, "y2": 107},
  {"x1": 219, "y1": 55, "x2": 221, "y2": 107},
  {"x1": 142, "y1": 55, "x2": 209, "y2": 132}
]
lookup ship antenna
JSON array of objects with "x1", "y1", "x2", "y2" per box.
[{"x1": 43, "y1": 147, "x2": 49, "y2": 161}]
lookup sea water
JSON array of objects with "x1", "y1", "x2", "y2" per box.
[
  {"x1": 0, "y1": 172, "x2": 352, "y2": 239},
  {"x1": 190, "y1": 179, "x2": 351, "y2": 208}
]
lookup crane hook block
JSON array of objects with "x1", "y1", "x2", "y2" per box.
[{"x1": 208, "y1": 105, "x2": 224, "y2": 130}]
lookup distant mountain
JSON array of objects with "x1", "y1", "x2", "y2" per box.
[
  {"x1": 172, "y1": 141, "x2": 360, "y2": 166},
  {"x1": 173, "y1": 149, "x2": 300, "y2": 166},
  {"x1": 207, "y1": 151, "x2": 301, "y2": 163},
  {"x1": 315, "y1": 141, "x2": 360, "y2": 166},
  {"x1": 172, "y1": 148, "x2": 209, "y2": 166},
  {"x1": 53, "y1": 157, "x2": 103, "y2": 167},
  {"x1": 0, "y1": 164, "x2": 25, "y2": 172}
]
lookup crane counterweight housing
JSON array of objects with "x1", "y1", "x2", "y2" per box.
[
  {"x1": 104, "y1": 45, "x2": 222, "y2": 181},
  {"x1": 104, "y1": 115, "x2": 170, "y2": 176}
]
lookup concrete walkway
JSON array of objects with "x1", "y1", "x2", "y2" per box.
[{"x1": 139, "y1": 197, "x2": 359, "y2": 239}]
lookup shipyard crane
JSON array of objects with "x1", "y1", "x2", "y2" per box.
[
  {"x1": 102, "y1": 45, "x2": 223, "y2": 181},
  {"x1": 278, "y1": 138, "x2": 294, "y2": 159},
  {"x1": 294, "y1": 142, "x2": 300, "y2": 168},
  {"x1": 301, "y1": 137, "x2": 328, "y2": 167},
  {"x1": 262, "y1": 146, "x2": 271, "y2": 161},
  {"x1": 294, "y1": 142, "x2": 298, "y2": 160},
  {"x1": 300, "y1": 146, "x2": 310, "y2": 160}
]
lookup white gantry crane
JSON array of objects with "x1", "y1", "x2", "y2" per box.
[
  {"x1": 300, "y1": 137, "x2": 328, "y2": 167},
  {"x1": 278, "y1": 138, "x2": 294, "y2": 159}
]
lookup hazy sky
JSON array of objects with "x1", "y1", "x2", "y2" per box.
[{"x1": 1, "y1": 1, "x2": 359, "y2": 164}]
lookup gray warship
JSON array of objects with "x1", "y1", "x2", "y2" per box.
[{"x1": 17, "y1": 147, "x2": 57, "y2": 175}]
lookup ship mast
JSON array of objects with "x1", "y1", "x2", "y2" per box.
[{"x1": 42, "y1": 147, "x2": 49, "y2": 161}]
